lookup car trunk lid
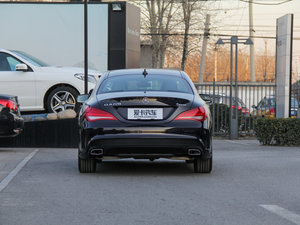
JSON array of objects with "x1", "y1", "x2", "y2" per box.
[{"x1": 96, "y1": 92, "x2": 194, "y2": 122}]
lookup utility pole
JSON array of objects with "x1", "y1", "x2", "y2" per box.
[
  {"x1": 264, "y1": 39, "x2": 268, "y2": 81},
  {"x1": 214, "y1": 46, "x2": 218, "y2": 82},
  {"x1": 198, "y1": 14, "x2": 210, "y2": 83},
  {"x1": 249, "y1": 0, "x2": 255, "y2": 82},
  {"x1": 84, "y1": 0, "x2": 88, "y2": 94}
]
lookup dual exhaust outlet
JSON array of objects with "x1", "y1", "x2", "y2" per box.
[
  {"x1": 188, "y1": 149, "x2": 201, "y2": 156},
  {"x1": 90, "y1": 148, "x2": 104, "y2": 156}
]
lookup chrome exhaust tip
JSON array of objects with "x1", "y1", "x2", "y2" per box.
[
  {"x1": 90, "y1": 148, "x2": 104, "y2": 156},
  {"x1": 188, "y1": 149, "x2": 201, "y2": 156}
]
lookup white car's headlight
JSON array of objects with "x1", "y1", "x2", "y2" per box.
[{"x1": 74, "y1": 73, "x2": 97, "y2": 84}]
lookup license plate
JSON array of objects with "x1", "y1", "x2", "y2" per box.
[{"x1": 128, "y1": 108, "x2": 163, "y2": 120}]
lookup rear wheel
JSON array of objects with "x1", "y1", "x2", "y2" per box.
[
  {"x1": 78, "y1": 156, "x2": 96, "y2": 173},
  {"x1": 193, "y1": 157, "x2": 212, "y2": 173}
]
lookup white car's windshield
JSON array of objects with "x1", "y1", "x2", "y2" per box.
[{"x1": 12, "y1": 51, "x2": 49, "y2": 67}]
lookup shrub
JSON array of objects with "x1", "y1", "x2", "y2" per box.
[{"x1": 254, "y1": 118, "x2": 300, "y2": 146}]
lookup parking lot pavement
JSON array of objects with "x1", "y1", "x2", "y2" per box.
[
  {"x1": 0, "y1": 141, "x2": 300, "y2": 225},
  {"x1": 214, "y1": 138, "x2": 262, "y2": 149},
  {"x1": 0, "y1": 139, "x2": 260, "y2": 184},
  {"x1": 0, "y1": 148, "x2": 37, "y2": 183}
]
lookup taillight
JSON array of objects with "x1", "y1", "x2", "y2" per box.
[
  {"x1": 232, "y1": 105, "x2": 242, "y2": 110},
  {"x1": 174, "y1": 106, "x2": 206, "y2": 122},
  {"x1": 242, "y1": 108, "x2": 250, "y2": 114},
  {"x1": 84, "y1": 106, "x2": 117, "y2": 121},
  {"x1": 0, "y1": 99, "x2": 18, "y2": 111}
]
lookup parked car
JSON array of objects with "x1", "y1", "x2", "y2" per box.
[
  {"x1": 251, "y1": 96, "x2": 299, "y2": 118},
  {"x1": 77, "y1": 69, "x2": 212, "y2": 173},
  {"x1": 0, "y1": 94, "x2": 24, "y2": 138},
  {"x1": 199, "y1": 93, "x2": 250, "y2": 116},
  {"x1": 0, "y1": 49, "x2": 101, "y2": 113}
]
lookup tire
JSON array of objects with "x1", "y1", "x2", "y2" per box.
[
  {"x1": 78, "y1": 156, "x2": 96, "y2": 173},
  {"x1": 193, "y1": 157, "x2": 212, "y2": 173},
  {"x1": 46, "y1": 86, "x2": 79, "y2": 113}
]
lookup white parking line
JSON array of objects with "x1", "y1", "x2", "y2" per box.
[
  {"x1": 225, "y1": 140, "x2": 250, "y2": 145},
  {"x1": 260, "y1": 204, "x2": 300, "y2": 225},
  {"x1": 0, "y1": 149, "x2": 39, "y2": 193}
]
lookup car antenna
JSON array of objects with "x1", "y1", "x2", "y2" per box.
[{"x1": 142, "y1": 68, "x2": 148, "y2": 77}]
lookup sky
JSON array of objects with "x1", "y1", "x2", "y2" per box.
[{"x1": 209, "y1": 0, "x2": 300, "y2": 81}]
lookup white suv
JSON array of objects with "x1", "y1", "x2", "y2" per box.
[{"x1": 0, "y1": 49, "x2": 101, "y2": 113}]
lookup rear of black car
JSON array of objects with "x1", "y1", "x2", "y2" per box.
[
  {"x1": 0, "y1": 94, "x2": 24, "y2": 138},
  {"x1": 78, "y1": 69, "x2": 212, "y2": 173}
]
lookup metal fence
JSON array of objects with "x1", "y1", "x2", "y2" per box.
[{"x1": 195, "y1": 82, "x2": 276, "y2": 136}]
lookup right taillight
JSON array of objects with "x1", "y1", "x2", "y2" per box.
[
  {"x1": 174, "y1": 106, "x2": 206, "y2": 122},
  {"x1": 0, "y1": 99, "x2": 18, "y2": 111},
  {"x1": 84, "y1": 106, "x2": 117, "y2": 121}
]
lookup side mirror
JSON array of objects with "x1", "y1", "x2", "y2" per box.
[
  {"x1": 77, "y1": 94, "x2": 89, "y2": 103},
  {"x1": 199, "y1": 94, "x2": 212, "y2": 104},
  {"x1": 15, "y1": 64, "x2": 28, "y2": 72},
  {"x1": 204, "y1": 99, "x2": 212, "y2": 104}
]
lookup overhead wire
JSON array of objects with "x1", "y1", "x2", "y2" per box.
[
  {"x1": 239, "y1": 0, "x2": 292, "y2": 5},
  {"x1": 140, "y1": 32, "x2": 300, "y2": 40}
]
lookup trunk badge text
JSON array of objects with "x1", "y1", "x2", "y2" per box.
[{"x1": 104, "y1": 102, "x2": 122, "y2": 106}]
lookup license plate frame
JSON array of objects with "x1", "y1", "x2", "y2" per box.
[{"x1": 127, "y1": 108, "x2": 163, "y2": 120}]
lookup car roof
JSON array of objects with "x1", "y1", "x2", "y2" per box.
[
  {"x1": 0, "y1": 94, "x2": 16, "y2": 98},
  {"x1": 0, "y1": 48, "x2": 11, "y2": 53},
  {"x1": 199, "y1": 92, "x2": 226, "y2": 95},
  {"x1": 107, "y1": 69, "x2": 182, "y2": 77}
]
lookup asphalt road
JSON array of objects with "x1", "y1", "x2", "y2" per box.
[{"x1": 0, "y1": 140, "x2": 300, "y2": 225}]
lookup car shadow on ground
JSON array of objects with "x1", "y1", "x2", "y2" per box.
[{"x1": 91, "y1": 160, "x2": 204, "y2": 176}]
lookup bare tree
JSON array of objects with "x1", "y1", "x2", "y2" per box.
[
  {"x1": 108, "y1": 0, "x2": 214, "y2": 73},
  {"x1": 143, "y1": 0, "x2": 181, "y2": 68},
  {"x1": 181, "y1": 0, "x2": 196, "y2": 70},
  {"x1": 174, "y1": 0, "x2": 211, "y2": 72}
]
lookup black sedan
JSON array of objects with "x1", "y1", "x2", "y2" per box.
[
  {"x1": 78, "y1": 69, "x2": 212, "y2": 173},
  {"x1": 0, "y1": 94, "x2": 24, "y2": 138}
]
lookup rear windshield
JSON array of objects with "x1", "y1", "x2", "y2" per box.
[{"x1": 98, "y1": 75, "x2": 193, "y2": 94}]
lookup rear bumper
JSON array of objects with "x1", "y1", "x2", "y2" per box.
[
  {"x1": 0, "y1": 114, "x2": 24, "y2": 138},
  {"x1": 79, "y1": 132, "x2": 212, "y2": 160}
]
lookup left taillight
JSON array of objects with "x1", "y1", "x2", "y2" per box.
[
  {"x1": 84, "y1": 106, "x2": 117, "y2": 121},
  {"x1": 0, "y1": 99, "x2": 18, "y2": 111},
  {"x1": 232, "y1": 105, "x2": 242, "y2": 111},
  {"x1": 174, "y1": 106, "x2": 206, "y2": 122}
]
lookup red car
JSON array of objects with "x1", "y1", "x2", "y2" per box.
[{"x1": 200, "y1": 93, "x2": 250, "y2": 116}]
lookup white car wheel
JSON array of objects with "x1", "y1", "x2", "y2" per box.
[{"x1": 46, "y1": 86, "x2": 79, "y2": 113}]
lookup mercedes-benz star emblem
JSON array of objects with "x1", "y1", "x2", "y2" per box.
[{"x1": 142, "y1": 97, "x2": 150, "y2": 104}]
